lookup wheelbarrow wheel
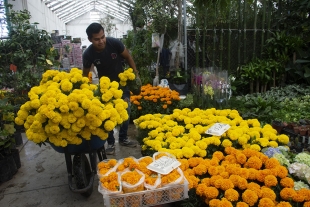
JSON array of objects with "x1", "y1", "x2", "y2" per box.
[{"x1": 73, "y1": 154, "x2": 93, "y2": 197}]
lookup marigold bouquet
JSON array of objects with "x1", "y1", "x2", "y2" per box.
[
  {"x1": 118, "y1": 68, "x2": 141, "y2": 95},
  {"x1": 179, "y1": 147, "x2": 310, "y2": 207},
  {"x1": 135, "y1": 108, "x2": 289, "y2": 158},
  {"x1": 14, "y1": 68, "x2": 129, "y2": 147},
  {"x1": 130, "y1": 84, "x2": 180, "y2": 119}
]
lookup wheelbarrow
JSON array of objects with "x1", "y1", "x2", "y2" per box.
[{"x1": 49, "y1": 135, "x2": 107, "y2": 197}]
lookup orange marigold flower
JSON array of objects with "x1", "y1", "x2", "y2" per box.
[
  {"x1": 280, "y1": 188, "x2": 297, "y2": 200},
  {"x1": 219, "y1": 198, "x2": 234, "y2": 207},
  {"x1": 304, "y1": 202, "x2": 310, "y2": 207},
  {"x1": 265, "y1": 157, "x2": 280, "y2": 169},
  {"x1": 217, "y1": 165, "x2": 226, "y2": 174},
  {"x1": 210, "y1": 175, "x2": 223, "y2": 186},
  {"x1": 205, "y1": 187, "x2": 219, "y2": 199},
  {"x1": 220, "y1": 171, "x2": 230, "y2": 179},
  {"x1": 256, "y1": 169, "x2": 271, "y2": 183},
  {"x1": 236, "y1": 202, "x2": 249, "y2": 207},
  {"x1": 264, "y1": 175, "x2": 278, "y2": 187},
  {"x1": 258, "y1": 198, "x2": 275, "y2": 207},
  {"x1": 238, "y1": 168, "x2": 250, "y2": 179},
  {"x1": 248, "y1": 168, "x2": 258, "y2": 180},
  {"x1": 247, "y1": 182, "x2": 262, "y2": 198},
  {"x1": 276, "y1": 201, "x2": 292, "y2": 207},
  {"x1": 121, "y1": 170, "x2": 142, "y2": 185},
  {"x1": 208, "y1": 165, "x2": 219, "y2": 176},
  {"x1": 298, "y1": 188, "x2": 310, "y2": 201},
  {"x1": 220, "y1": 179, "x2": 234, "y2": 191},
  {"x1": 210, "y1": 158, "x2": 220, "y2": 166},
  {"x1": 292, "y1": 193, "x2": 305, "y2": 203},
  {"x1": 178, "y1": 159, "x2": 189, "y2": 171},
  {"x1": 214, "y1": 178, "x2": 223, "y2": 189},
  {"x1": 225, "y1": 188, "x2": 239, "y2": 201},
  {"x1": 213, "y1": 151, "x2": 225, "y2": 160},
  {"x1": 145, "y1": 173, "x2": 159, "y2": 186},
  {"x1": 209, "y1": 199, "x2": 221, "y2": 207},
  {"x1": 242, "y1": 189, "x2": 259, "y2": 206},
  {"x1": 193, "y1": 164, "x2": 208, "y2": 175},
  {"x1": 242, "y1": 148, "x2": 259, "y2": 158},
  {"x1": 236, "y1": 152, "x2": 247, "y2": 164},
  {"x1": 229, "y1": 174, "x2": 241, "y2": 186},
  {"x1": 196, "y1": 183, "x2": 208, "y2": 197},
  {"x1": 138, "y1": 106, "x2": 142, "y2": 110},
  {"x1": 237, "y1": 177, "x2": 248, "y2": 190},
  {"x1": 245, "y1": 156, "x2": 263, "y2": 170},
  {"x1": 261, "y1": 187, "x2": 276, "y2": 201},
  {"x1": 225, "y1": 164, "x2": 241, "y2": 175},
  {"x1": 225, "y1": 146, "x2": 238, "y2": 155},
  {"x1": 224, "y1": 154, "x2": 237, "y2": 164},
  {"x1": 280, "y1": 177, "x2": 294, "y2": 188},
  {"x1": 186, "y1": 175, "x2": 200, "y2": 189},
  {"x1": 276, "y1": 166, "x2": 288, "y2": 178},
  {"x1": 188, "y1": 157, "x2": 204, "y2": 168},
  {"x1": 201, "y1": 177, "x2": 211, "y2": 186}
]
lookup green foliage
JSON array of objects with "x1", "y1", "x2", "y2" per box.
[
  {"x1": 0, "y1": 8, "x2": 59, "y2": 95},
  {"x1": 231, "y1": 84, "x2": 310, "y2": 124}
]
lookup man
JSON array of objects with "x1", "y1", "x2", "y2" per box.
[{"x1": 82, "y1": 23, "x2": 138, "y2": 155}]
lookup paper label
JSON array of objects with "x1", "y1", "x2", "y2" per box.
[
  {"x1": 147, "y1": 156, "x2": 181, "y2": 175},
  {"x1": 205, "y1": 123, "x2": 231, "y2": 136}
]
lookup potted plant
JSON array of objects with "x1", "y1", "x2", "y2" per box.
[
  {"x1": 0, "y1": 98, "x2": 21, "y2": 183},
  {"x1": 168, "y1": 68, "x2": 189, "y2": 95}
]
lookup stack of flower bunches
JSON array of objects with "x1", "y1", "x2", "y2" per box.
[
  {"x1": 135, "y1": 108, "x2": 290, "y2": 158},
  {"x1": 180, "y1": 147, "x2": 310, "y2": 207},
  {"x1": 14, "y1": 68, "x2": 129, "y2": 147}
]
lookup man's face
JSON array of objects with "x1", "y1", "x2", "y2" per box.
[{"x1": 89, "y1": 29, "x2": 106, "y2": 51}]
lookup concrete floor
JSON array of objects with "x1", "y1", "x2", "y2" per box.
[{"x1": 0, "y1": 124, "x2": 150, "y2": 207}]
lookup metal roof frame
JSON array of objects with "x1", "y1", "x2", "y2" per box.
[{"x1": 41, "y1": 0, "x2": 131, "y2": 23}]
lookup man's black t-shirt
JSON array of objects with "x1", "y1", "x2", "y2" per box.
[{"x1": 83, "y1": 37, "x2": 125, "y2": 82}]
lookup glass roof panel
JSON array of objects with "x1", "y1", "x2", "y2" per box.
[{"x1": 42, "y1": 0, "x2": 131, "y2": 23}]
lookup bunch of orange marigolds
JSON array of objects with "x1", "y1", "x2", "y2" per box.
[{"x1": 130, "y1": 84, "x2": 181, "y2": 116}]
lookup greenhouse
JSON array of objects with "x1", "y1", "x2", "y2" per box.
[{"x1": 1, "y1": 0, "x2": 310, "y2": 206}]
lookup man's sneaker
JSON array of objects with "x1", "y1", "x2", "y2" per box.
[
  {"x1": 119, "y1": 139, "x2": 137, "y2": 147},
  {"x1": 105, "y1": 144, "x2": 115, "y2": 155}
]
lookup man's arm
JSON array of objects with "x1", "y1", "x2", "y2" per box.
[
  {"x1": 83, "y1": 66, "x2": 91, "y2": 77},
  {"x1": 121, "y1": 48, "x2": 138, "y2": 74}
]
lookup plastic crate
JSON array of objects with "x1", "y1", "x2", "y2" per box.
[{"x1": 99, "y1": 179, "x2": 189, "y2": 207}]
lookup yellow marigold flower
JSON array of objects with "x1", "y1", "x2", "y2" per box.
[
  {"x1": 269, "y1": 141, "x2": 278, "y2": 147},
  {"x1": 225, "y1": 188, "x2": 239, "y2": 202},
  {"x1": 250, "y1": 144, "x2": 261, "y2": 151},
  {"x1": 258, "y1": 198, "x2": 275, "y2": 207},
  {"x1": 222, "y1": 139, "x2": 233, "y2": 147},
  {"x1": 242, "y1": 189, "x2": 258, "y2": 206}
]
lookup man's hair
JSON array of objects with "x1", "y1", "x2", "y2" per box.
[{"x1": 86, "y1": 23, "x2": 104, "y2": 39}]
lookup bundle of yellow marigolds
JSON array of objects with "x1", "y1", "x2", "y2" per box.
[
  {"x1": 135, "y1": 108, "x2": 290, "y2": 158},
  {"x1": 14, "y1": 68, "x2": 129, "y2": 147}
]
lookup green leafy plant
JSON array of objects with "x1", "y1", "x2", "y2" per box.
[{"x1": 0, "y1": 7, "x2": 59, "y2": 96}]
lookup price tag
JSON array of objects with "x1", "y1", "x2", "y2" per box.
[
  {"x1": 147, "y1": 156, "x2": 181, "y2": 175},
  {"x1": 205, "y1": 123, "x2": 230, "y2": 136}
]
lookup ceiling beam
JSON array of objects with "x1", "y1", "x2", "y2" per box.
[
  {"x1": 96, "y1": 0, "x2": 129, "y2": 14},
  {"x1": 50, "y1": 1, "x2": 72, "y2": 11},
  {"x1": 96, "y1": 5, "x2": 126, "y2": 21},
  {"x1": 58, "y1": 1, "x2": 90, "y2": 19},
  {"x1": 97, "y1": 1, "x2": 129, "y2": 15},
  {"x1": 53, "y1": 1, "x2": 78, "y2": 14},
  {"x1": 62, "y1": 6, "x2": 93, "y2": 23}
]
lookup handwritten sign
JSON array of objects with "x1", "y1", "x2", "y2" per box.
[
  {"x1": 205, "y1": 123, "x2": 231, "y2": 136},
  {"x1": 147, "y1": 156, "x2": 181, "y2": 175}
]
